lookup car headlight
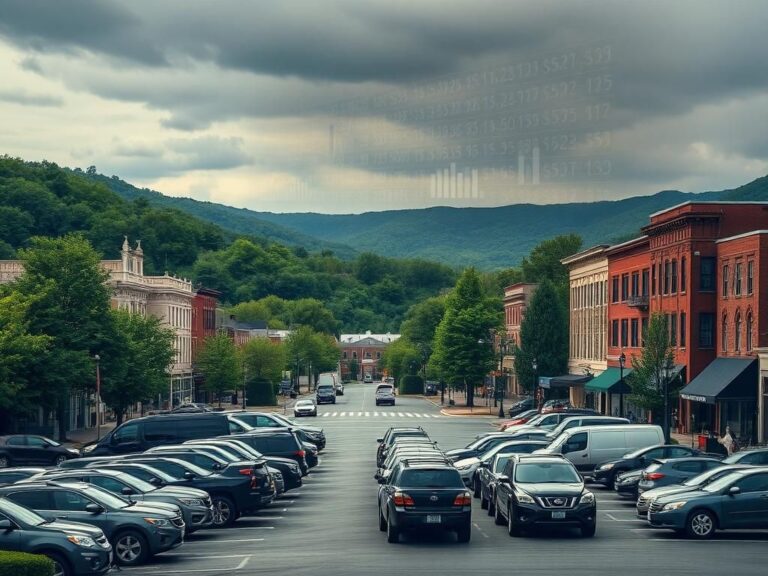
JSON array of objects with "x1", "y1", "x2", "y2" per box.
[
  {"x1": 580, "y1": 491, "x2": 595, "y2": 504},
  {"x1": 82, "y1": 444, "x2": 96, "y2": 454},
  {"x1": 662, "y1": 501, "x2": 687, "y2": 511},
  {"x1": 599, "y1": 463, "x2": 614, "y2": 471},
  {"x1": 290, "y1": 464, "x2": 300, "y2": 473},
  {"x1": 144, "y1": 517, "x2": 170, "y2": 526},
  {"x1": 457, "y1": 463, "x2": 475, "y2": 471},
  {"x1": 179, "y1": 498, "x2": 204, "y2": 506},
  {"x1": 515, "y1": 491, "x2": 535, "y2": 504},
  {"x1": 66, "y1": 534, "x2": 96, "y2": 548}
]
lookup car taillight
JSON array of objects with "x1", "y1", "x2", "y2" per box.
[
  {"x1": 453, "y1": 492, "x2": 472, "y2": 506},
  {"x1": 295, "y1": 450, "x2": 306, "y2": 458},
  {"x1": 644, "y1": 472, "x2": 665, "y2": 481},
  {"x1": 393, "y1": 492, "x2": 415, "y2": 507},
  {"x1": 239, "y1": 468, "x2": 253, "y2": 476}
]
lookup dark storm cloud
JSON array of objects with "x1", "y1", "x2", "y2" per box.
[{"x1": 0, "y1": 88, "x2": 62, "y2": 107}]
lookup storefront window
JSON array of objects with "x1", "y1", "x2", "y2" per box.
[{"x1": 746, "y1": 313, "x2": 753, "y2": 351}]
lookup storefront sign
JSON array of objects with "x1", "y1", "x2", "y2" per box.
[{"x1": 681, "y1": 393, "x2": 708, "y2": 403}]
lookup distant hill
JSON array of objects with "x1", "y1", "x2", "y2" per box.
[{"x1": 88, "y1": 170, "x2": 768, "y2": 269}]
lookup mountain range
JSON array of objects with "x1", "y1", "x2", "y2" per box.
[{"x1": 88, "y1": 171, "x2": 768, "y2": 270}]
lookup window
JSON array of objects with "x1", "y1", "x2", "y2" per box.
[
  {"x1": 52, "y1": 490, "x2": 96, "y2": 512},
  {"x1": 630, "y1": 319, "x2": 639, "y2": 347},
  {"x1": 735, "y1": 312, "x2": 742, "y2": 352},
  {"x1": 747, "y1": 312, "x2": 753, "y2": 351},
  {"x1": 671, "y1": 260, "x2": 678, "y2": 293},
  {"x1": 564, "y1": 432, "x2": 588, "y2": 453},
  {"x1": 611, "y1": 276, "x2": 619, "y2": 303},
  {"x1": 342, "y1": 351, "x2": 347, "y2": 359},
  {"x1": 735, "y1": 262, "x2": 742, "y2": 296},
  {"x1": 700, "y1": 257, "x2": 715, "y2": 291},
  {"x1": 641, "y1": 318, "x2": 649, "y2": 346},
  {"x1": 6, "y1": 436, "x2": 25, "y2": 446},
  {"x1": 670, "y1": 313, "x2": 677, "y2": 346},
  {"x1": 732, "y1": 473, "x2": 768, "y2": 493},
  {"x1": 721, "y1": 314, "x2": 728, "y2": 352},
  {"x1": 642, "y1": 269, "x2": 649, "y2": 297},
  {"x1": 611, "y1": 320, "x2": 619, "y2": 347},
  {"x1": 7, "y1": 491, "x2": 52, "y2": 509},
  {"x1": 663, "y1": 260, "x2": 670, "y2": 294},
  {"x1": 674, "y1": 461, "x2": 706, "y2": 473},
  {"x1": 747, "y1": 261, "x2": 754, "y2": 294},
  {"x1": 352, "y1": 351, "x2": 357, "y2": 359},
  {"x1": 631, "y1": 272, "x2": 639, "y2": 297},
  {"x1": 26, "y1": 437, "x2": 49, "y2": 447},
  {"x1": 90, "y1": 476, "x2": 128, "y2": 495},
  {"x1": 621, "y1": 319, "x2": 628, "y2": 347},
  {"x1": 143, "y1": 420, "x2": 179, "y2": 443},
  {"x1": 681, "y1": 257, "x2": 687, "y2": 292},
  {"x1": 112, "y1": 423, "x2": 139, "y2": 445},
  {"x1": 651, "y1": 264, "x2": 656, "y2": 296},
  {"x1": 699, "y1": 313, "x2": 715, "y2": 348},
  {"x1": 680, "y1": 312, "x2": 686, "y2": 348},
  {"x1": 621, "y1": 274, "x2": 629, "y2": 301},
  {"x1": 668, "y1": 447, "x2": 693, "y2": 458},
  {"x1": 722, "y1": 264, "x2": 729, "y2": 296},
  {"x1": 376, "y1": 352, "x2": 382, "y2": 359},
  {"x1": 365, "y1": 352, "x2": 372, "y2": 359}
]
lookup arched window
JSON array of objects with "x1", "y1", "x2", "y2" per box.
[
  {"x1": 721, "y1": 314, "x2": 728, "y2": 353},
  {"x1": 746, "y1": 312, "x2": 753, "y2": 352},
  {"x1": 735, "y1": 311, "x2": 742, "y2": 353}
]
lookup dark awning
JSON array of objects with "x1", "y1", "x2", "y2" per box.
[
  {"x1": 680, "y1": 358, "x2": 758, "y2": 405},
  {"x1": 539, "y1": 374, "x2": 592, "y2": 389},
  {"x1": 585, "y1": 367, "x2": 632, "y2": 394}
]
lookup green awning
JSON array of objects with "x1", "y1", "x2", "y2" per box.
[{"x1": 585, "y1": 367, "x2": 632, "y2": 394}]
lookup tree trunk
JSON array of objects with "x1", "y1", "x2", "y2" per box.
[
  {"x1": 115, "y1": 408, "x2": 125, "y2": 426},
  {"x1": 56, "y1": 403, "x2": 68, "y2": 442},
  {"x1": 466, "y1": 379, "x2": 474, "y2": 408}
]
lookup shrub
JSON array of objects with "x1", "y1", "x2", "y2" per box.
[
  {"x1": 0, "y1": 552, "x2": 54, "y2": 576},
  {"x1": 248, "y1": 377, "x2": 277, "y2": 406},
  {"x1": 399, "y1": 375, "x2": 423, "y2": 395}
]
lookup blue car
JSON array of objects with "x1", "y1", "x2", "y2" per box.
[{"x1": 648, "y1": 467, "x2": 768, "y2": 538}]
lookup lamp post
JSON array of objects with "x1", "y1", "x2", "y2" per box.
[
  {"x1": 242, "y1": 363, "x2": 248, "y2": 410},
  {"x1": 532, "y1": 358, "x2": 539, "y2": 410},
  {"x1": 440, "y1": 379, "x2": 445, "y2": 405},
  {"x1": 662, "y1": 362, "x2": 671, "y2": 443},
  {"x1": 618, "y1": 351, "x2": 626, "y2": 418},
  {"x1": 497, "y1": 338, "x2": 508, "y2": 419},
  {"x1": 94, "y1": 355, "x2": 101, "y2": 441}
]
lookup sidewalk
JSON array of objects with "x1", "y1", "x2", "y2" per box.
[{"x1": 420, "y1": 390, "x2": 518, "y2": 419}]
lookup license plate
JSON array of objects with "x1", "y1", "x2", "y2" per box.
[
  {"x1": 426, "y1": 514, "x2": 441, "y2": 523},
  {"x1": 551, "y1": 511, "x2": 566, "y2": 519}
]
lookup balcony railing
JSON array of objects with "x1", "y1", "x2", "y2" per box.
[{"x1": 626, "y1": 295, "x2": 649, "y2": 309}]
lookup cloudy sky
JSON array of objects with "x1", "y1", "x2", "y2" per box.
[{"x1": 1, "y1": 0, "x2": 767, "y2": 213}]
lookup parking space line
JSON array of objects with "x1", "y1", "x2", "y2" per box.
[
  {"x1": 365, "y1": 412, "x2": 370, "y2": 417},
  {"x1": 155, "y1": 554, "x2": 252, "y2": 559},
  {"x1": 397, "y1": 412, "x2": 404, "y2": 417},
  {"x1": 648, "y1": 538, "x2": 768, "y2": 543},
  {"x1": 322, "y1": 413, "x2": 330, "y2": 417},
  {"x1": 606, "y1": 513, "x2": 646, "y2": 523},
  {"x1": 340, "y1": 411, "x2": 346, "y2": 417},
  {"x1": 358, "y1": 411, "x2": 363, "y2": 416},
  {"x1": 251, "y1": 515, "x2": 284, "y2": 520},
  {"x1": 204, "y1": 538, "x2": 265, "y2": 544}
]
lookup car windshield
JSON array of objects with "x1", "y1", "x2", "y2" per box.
[
  {"x1": 514, "y1": 462, "x2": 581, "y2": 484},
  {"x1": 114, "y1": 473, "x2": 156, "y2": 493},
  {"x1": 228, "y1": 417, "x2": 253, "y2": 431},
  {"x1": 42, "y1": 437, "x2": 61, "y2": 447},
  {"x1": 296, "y1": 400, "x2": 315, "y2": 407},
  {"x1": 624, "y1": 445, "x2": 659, "y2": 459},
  {"x1": 399, "y1": 469, "x2": 463, "y2": 488},
  {"x1": 493, "y1": 455, "x2": 513, "y2": 473},
  {"x1": 524, "y1": 415, "x2": 545, "y2": 426},
  {"x1": 61, "y1": 483, "x2": 130, "y2": 509},
  {"x1": 702, "y1": 471, "x2": 746, "y2": 493},
  {"x1": 0, "y1": 498, "x2": 48, "y2": 525},
  {"x1": 140, "y1": 459, "x2": 211, "y2": 478},
  {"x1": 682, "y1": 466, "x2": 727, "y2": 486}
]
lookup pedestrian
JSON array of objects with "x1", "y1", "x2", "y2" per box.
[
  {"x1": 671, "y1": 409, "x2": 678, "y2": 433},
  {"x1": 717, "y1": 426, "x2": 735, "y2": 456},
  {"x1": 627, "y1": 410, "x2": 636, "y2": 423}
]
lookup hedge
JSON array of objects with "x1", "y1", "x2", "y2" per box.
[
  {"x1": 248, "y1": 377, "x2": 277, "y2": 406},
  {"x1": 0, "y1": 551, "x2": 54, "y2": 576},
  {"x1": 399, "y1": 375, "x2": 423, "y2": 395}
]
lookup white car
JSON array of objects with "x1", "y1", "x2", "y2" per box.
[{"x1": 294, "y1": 399, "x2": 318, "y2": 417}]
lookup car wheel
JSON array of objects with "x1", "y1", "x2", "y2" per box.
[
  {"x1": 386, "y1": 514, "x2": 400, "y2": 543},
  {"x1": 114, "y1": 529, "x2": 149, "y2": 566},
  {"x1": 507, "y1": 504, "x2": 521, "y2": 537},
  {"x1": 456, "y1": 523, "x2": 471, "y2": 543},
  {"x1": 685, "y1": 509, "x2": 716, "y2": 539},
  {"x1": 378, "y1": 507, "x2": 387, "y2": 532},
  {"x1": 46, "y1": 552, "x2": 72, "y2": 576},
  {"x1": 581, "y1": 522, "x2": 596, "y2": 538},
  {"x1": 54, "y1": 455, "x2": 68, "y2": 466},
  {"x1": 473, "y1": 477, "x2": 481, "y2": 498},
  {"x1": 494, "y1": 498, "x2": 505, "y2": 525},
  {"x1": 332, "y1": 399, "x2": 336, "y2": 404},
  {"x1": 0, "y1": 455, "x2": 10, "y2": 468},
  {"x1": 211, "y1": 495, "x2": 237, "y2": 527}
]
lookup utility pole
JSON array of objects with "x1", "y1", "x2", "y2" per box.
[{"x1": 94, "y1": 355, "x2": 101, "y2": 441}]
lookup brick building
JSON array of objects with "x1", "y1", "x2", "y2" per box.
[
  {"x1": 339, "y1": 332, "x2": 400, "y2": 381},
  {"x1": 502, "y1": 283, "x2": 538, "y2": 396},
  {"x1": 192, "y1": 288, "x2": 220, "y2": 360}
]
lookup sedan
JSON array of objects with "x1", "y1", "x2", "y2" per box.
[
  {"x1": 614, "y1": 469, "x2": 642, "y2": 498},
  {"x1": 0, "y1": 435, "x2": 80, "y2": 467},
  {"x1": 477, "y1": 453, "x2": 516, "y2": 515},
  {"x1": 592, "y1": 444, "x2": 700, "y2": 486},
  {"x1": 637, "y1": 457, "x2": 724, "y2": 493},
  {"x1": 294, "y1": 399, "x2": 318, "y2": 417}
]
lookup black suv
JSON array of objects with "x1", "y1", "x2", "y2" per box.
[
  {"x1": 228, "y1": 411, "x2": 326, "y2": 451},
  {"x1": 231, "y1": 430, "x2": 309, "y2": 475},
  {"x1": 378, "y1": 462, "x2": 472, "y2": 543},
  {"x1": 0, "y1": 435, "x2": 80, "y2": 467},
  {"x1": 592, "y1": 444, "x2": 700, "y2": 486},
  {"x1": 0, "y1": 496, "x2": 112, "y2": 576},
  {"x1": 493, "y1": 454, "x2": 596, "y2": 537},
  {"x1": 0, "y1": 481, "x2": 184, "y2": 565}
]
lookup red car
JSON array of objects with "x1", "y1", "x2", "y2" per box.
[{"x1": 498, "y1": 409, "x2": 539, "y2": 431}]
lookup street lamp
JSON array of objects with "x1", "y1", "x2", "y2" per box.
[
  {"x1": 532, "y1": 358, "x2": 539, "y2": 410},
  {"x1": 662, "y1": 362, "x2": 672, "y2": 443},
  {"x1": 618, "y1": 351, "x2": 626, "y2": 418},
  {"x1": 498, "y1": 338, "x2": 508, "y2": 419},
  {"x1": 94, "y1": 354, "x2": 101, "y2": 441}
]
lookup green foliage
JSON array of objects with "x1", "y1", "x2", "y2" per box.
[
  {"x1": 432, "y1": 268, "x2": 502, "y2": 406},
  {"x1": 399, "y1": 374, "x2": 424, "y2": 395},
  {"x1": 628, "y1": 313, "x2": 674, "y2": 413},
  {"x1": 242, "y1": 338, "x2": 287, "y2": 407},
  {"x1": 286, "y1": 326, "x2": 340, "y2": 387},
  {"x1": 520, "y1": 234, "x2": 582, "y2": 286},
  {"x1": 382, "y1": 338, "x2": 422, "y2": 383},
  {"x1": 0, "y1": 551, "x2": 54, "y2": 576},
  {"x1": 515, "y1": 280, "x2": 568, "y2": 392},
  {"x1": 400, "y1": 296, "x2": 446, "y2": 356},
  {"x1": 197, "y1": 334, "x2": 241, "y2": 405},
  {"x1": 248, "y1": 376, "x2": 277, "y2": 406}
]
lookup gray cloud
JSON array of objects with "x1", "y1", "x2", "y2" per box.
[{"x1": 0, "y1": 88, "x2": 62, "y2": 107}]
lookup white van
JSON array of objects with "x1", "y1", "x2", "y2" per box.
[{"x1": 537, "y1": 424, "x2": 664, "y2": 472}]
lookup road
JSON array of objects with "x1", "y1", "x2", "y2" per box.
[{"x1": 124, "y1": 382, "x2": 767, "y2": 576}]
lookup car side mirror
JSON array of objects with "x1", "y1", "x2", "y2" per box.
[
  {"x1": 728, "y1": 485, "x2": 741, "y2": 496},
  {"x1": 480, "y1": 462, "x2": 489, "y2": 468},
  {"x1": 184, "y1": 471, "x2": 195, "y2": 480},
  {"x1": 212, "y1": 463, "x2": 222, "y2": 471},
  {"x1": 376, "y1": 438, "x2": 383, "y2": 443},
  {"x1": 498, "y1": 475, "x2": 510, "y2": 484},
  {"x1": 121, "y1": 487, "x2": 134, "y2": 496},
  {"x1": 0, "y1": 519, "x2": 13, "y2": 530},
  {"x1": 149, "y1": 477, "x2": 163, "y2": 486},
  {"x1": 85, "y1": 503, "x2": 104, "y2": 514}
]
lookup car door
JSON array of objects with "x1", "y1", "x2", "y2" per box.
[
  {"x1": 562, "y1": 432, "x2": 589, "y2": 470},
  {"x1": 109, "y1": 422, "x2": 142, "y2": 454},
  {"x1": 721, "y1": 473, "x2": 768, "y2": 529},
  {"x1": 671, "y1": 460, "x2": 706, "y2": 483},
  {"x1": 5, "y1": 490, "x2": 55, "y2": 518},
  {"x1": 5, "y1": 436, "x2": 31, "y2": 464},
  {"x1": 0, "y1": 511, "x2": 21, "y2": 550},
  {"x1": 50, "y1": 489, "x2": 110, "y2": 532},
  {"x1": 25, "y1": 436, "x2": 55, "y2": 465},
  {"x1": 495, "y1": 461, "x2": 515, "y2": 513}
]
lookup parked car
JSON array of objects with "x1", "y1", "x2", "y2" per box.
[
  {"x1": 0, "y1": 435, "x2": 80, "y2": 468},
  {"x1": 375, "y1": 384, "x2": 396, "y2": 406},
  {"x1": 170, "y1": 403, "x2": 213, "y2": 413},
  {"x1": 493, "y1": 454, "x2": 596, "y2": 537},
  {"x1": 279, "y1": 380, "x2": 293, "y2": 396},
  {"x1": 592, "y1": 444, "x2": 701, "y2": 486},
  {"x1": 723, "y1": 447, "x2": 768, "y2": 465},
  {"x1": 648, "y1": 467, "x2": 768, "y2": 538},
  {"x1": 293, "y1": 399, "x2": 318, "y2": 417},
  {"x1": 538, "y1": 424, "x2": 665, "y2": 472},
  {"x1": 232, "y1": 429, "x2": 309, "y2": 474},
  {"x1": 499, "y1": 409, "x2": 540, "y2": 431},
  {"x1": 540, "y1": 400, "x2": 574, "y2": 413},
  {"x1": 544, "y1": 416, "x2": 630, "y2": 440},
  {"x1": 376, "y1": 450, "x2": 448, "y2": 483},
  {"x1": 477, "y1": 453, "x2": 516, "y2": 514},
  {"x1": 81, "y1": 413, "x2": 251, "y2": 457},
  {"x1": 225, "y1": 411, "x2": 326, "y2": 451},
  {"x1": 507, "y1": 397, "x2": 535, "y2": 417},
  {"x1": 636, "y1": 464, "x2": 752, "y2": 517},
  {"x1": 30, "y1": 468, "x2": 214, "y2": 533},
  {"x1": 0, "y1": 481, "x2": 184, "y2": 566},
  {"x1": 335, "y1": 381, "x2": 345, "y2": 396},
  {"x1": 378, "y1": 462, "x2": 472, "y2": 543},
  {"x1": 445, "y1": 434, "x2": 536, "y2": 463},
  {"x1": 0, "y1": 467, "x2": 46, "y2": 486},
  {"x1": 376, "y1": 427, "x2": 428, "y2": 467},
  {"x1": 456, "y1": 440, "x2": 549, "y2": 490},
  {"x1": 502, "y1": 410, "x2": 600, "y2": 433},
  {"x1": 0, "y1": 496, "x2": 113, "y2": 576},
  {"x1": 636, "y1": 457, "x2": 725, "y2": 494},
  {"x1": 614, "y1": 468, "x2": 642, "y2": 498},
  {"x1": 363, "y1": 374, "x2": 373, "y2": 383}
]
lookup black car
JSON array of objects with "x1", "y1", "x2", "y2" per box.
[
  {"x1": 171, "y1": 403, "x2": 214, "y2": 413},
  {"x1": 94, "y1": 456, "x2": 270, "y2": 527},
  {"x1": 0, "y1": 481, "x2": 184, "y2": 566},
  {"x1": 226, "y1": 411, "x2": 326, "y2": 451},
  {"x1": 0, "y1": 467, "x2": 47, "y2": 486},
  {"x1": 424, "y1": 382, "x2": 438, "y2": 396},
  {"x1": 0, "y1": 496, "x2": 113, "y2": 576},
  {"x1": 378, "y1": 463, "x2": 472, "y2": 543},
  {"x1": 507, "y1": 397, "x2": 535, "y2": 418},
  {"x1": 445, "y1": 434, "x2": 526, "y2": 463},
  {"x1": 613, "y1": 468, "x2": 642, "y2": 498},
  {"x1": 377, "y1": 427, "x2": 429, "y2": 467},
  {"x1": 0, "y1": 435, "x2": 80, "y2": 468},
  {"x1": 723, "y1": 447, "x2": 768, "y2": 465},
  {"x1": 493, "y1": 454, "x2": 596, "y2": 537},
  {"x1": 231, "y1": 429, "x2": 309, "y2": 475},
  {"x1": 592, "y1": 444, "x2": 700, "y2": 486},
  {"x1": 477, "y1": 453, "x2": 516, "y2": 515}
]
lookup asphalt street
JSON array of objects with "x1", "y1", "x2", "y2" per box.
[{"x1": 123, "y1": 383, "x2": 768, "y2": 576}]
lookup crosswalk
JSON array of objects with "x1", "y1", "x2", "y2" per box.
[{"x1": 318, "y1": 411, "x2": 441, "y2": 419}]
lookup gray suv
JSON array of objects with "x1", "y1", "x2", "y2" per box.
[
  {"x1": 0, "y1": 496, "x2": 113, "y2": 576},
  {"x1": 0, "y1": 481, "x2": 184, "y2": 566}
]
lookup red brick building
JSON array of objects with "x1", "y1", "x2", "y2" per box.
[
  {"x1": 191, "y1": 288, "x2": 220, "y2": 361},
  {"x1": 503, "y1": 283, "x2": 538, "y2": 396},
  {"x1": 339, "y1": 332, "x2": 400, "y2": 381}
]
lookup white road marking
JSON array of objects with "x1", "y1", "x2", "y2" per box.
[
  {"x1": 365, "y1": 412, "x2": 370, "y2": 417},
  {"x1": 405, "y1": 412, "x2": 413, "y2": 417},
  {"x1": 340, "y1": 411, "x2": 346, "y2": 417},
  {"x1": 397, "y1": 412, "x2": 404, "y2": 417},
  {"x1": 606, "y1": 513, "x2": 646, "y2": 523},
  {"x1": 414, "y1": 413, "x2": 422, "y2": 418},
  {"x1": 322, "y1": 413, "x2": 330, "y2": 417},
  {"x1": 332, "y1": 412, "x2": 338, "y2": 417},
  {"x1": 374, "y1": 412, "x2": 379, "y2": 417},
  {"x1": 358, "y1": 411, "x2": 363, "y2": 416}
]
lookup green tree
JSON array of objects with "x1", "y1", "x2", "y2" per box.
[
  {"x1": 514, "y1": 280, "x2": 568, "y2": 392},
  {"x1": 520, "y1": 234, "x2": 582, "y2": 286},
  {"x1": 286, "y1": 326, "x2": 321, "y2": 393},
  {"x1": 289, "y1": 298, "x2": 339, "y2": 334},
  {"x1": 102, "y1": 309, "x2": 176, "y2": 424},
  {"x1": 197, "y1": 333, "x2": 241, "y2": 406},
  {"x1": 431, "y1": 268, "x2": 502, "y2": 407},
  {"x1": 400, "y1": 296, "x2": 446, "y2": 356},
  {"x1": 628, "y1": 313, "x2": 675, "y2": 428},
  {"x1": 13, "y1": 234, "x2": 112, "y2": 439},
  {"x1": 382, "y1": 338, "x2": 420, "y2": 383},
  {"x1": 241, "y1": 338, "x2": 287, "y2": 406}
]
